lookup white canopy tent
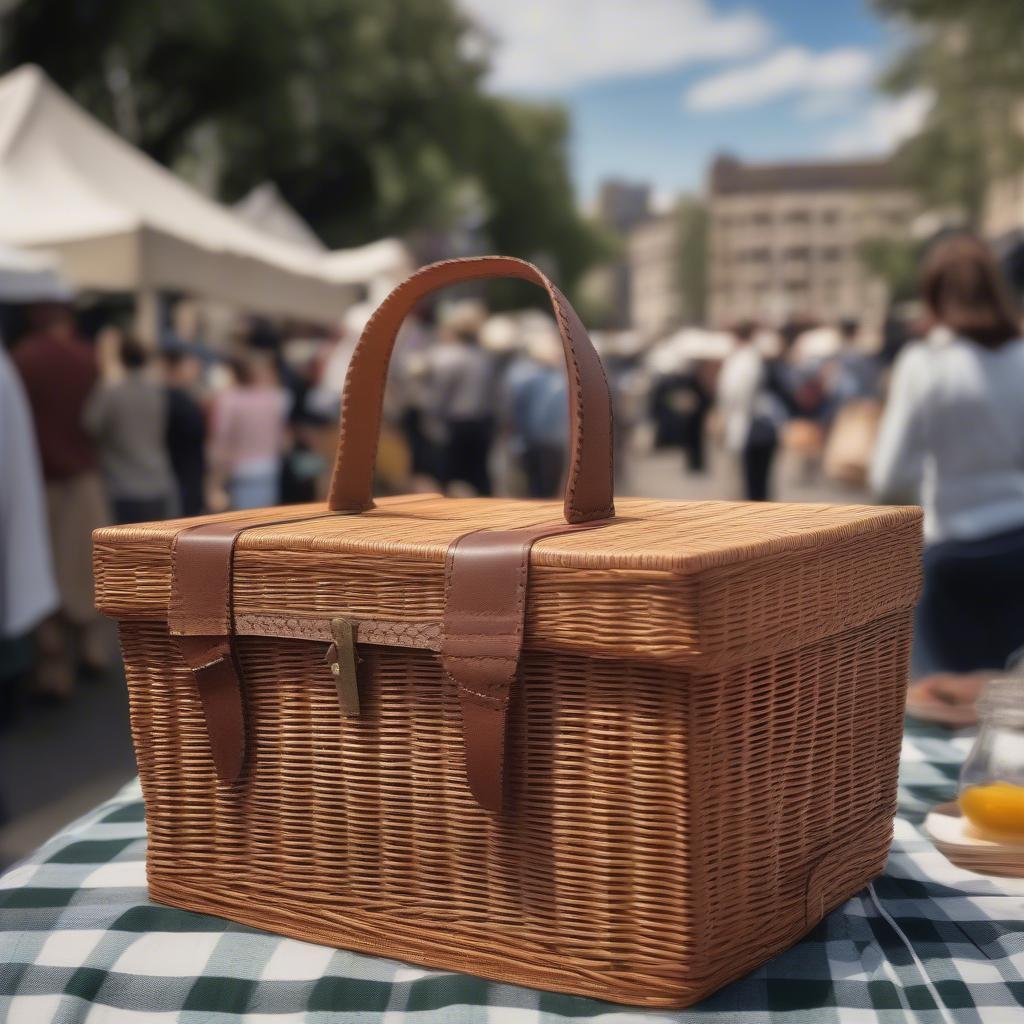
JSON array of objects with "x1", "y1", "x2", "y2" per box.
[
  {"x1": 322, "y1": 238, "x2": 413, "y2": 304},
  {"x1": 0, "y1": 65, "x2": 351, "y2": 336},
  {"x1": 233, "y1": 182, "x2": 327, "y2": 254},
  {"x1": 646, "y1": 327, "x2": 736, "y2": 373},
  {"x1": 0, "y1": 241, "x2": 71, "y2": 302},
  {"x1": 234, "y1": 185, "x2": 415, "y2": 305},
  {"x1": 792, "y1": 325, "x2": 843, "y2": 363}
]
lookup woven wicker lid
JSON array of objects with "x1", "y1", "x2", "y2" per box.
[{"x1": 94, "y1": 494, "x2": 922, "y2": 666}]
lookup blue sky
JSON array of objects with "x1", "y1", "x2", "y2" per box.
[{"x1": 459, "y1": 0, "x2": 928, "y2": 202}]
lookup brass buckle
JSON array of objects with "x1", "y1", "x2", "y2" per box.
[{"x1": 324, "y1": 617, "x2": 360, "y2": 716}]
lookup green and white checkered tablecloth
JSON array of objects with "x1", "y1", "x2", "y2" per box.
[{"x1": 1, "y1": 720, "x2": 1022, "y2": 1023}]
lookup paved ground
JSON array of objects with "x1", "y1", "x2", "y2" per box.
[
  {"x1": 0, "y1": 439, "x2": 867, "y2": 867},
  {"x1": 0, "y1": 623, "x2": 136, "y2": 868},
  {"x1": 623, "y1": 437, "x2": 866, "y2": 506}
]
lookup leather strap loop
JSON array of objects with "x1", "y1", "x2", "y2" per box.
[
  {"x1": 169, "y1": 504, "x2": 609, "y2": 802},
  {"x1": 441, "y1": 521, "x2": 605, "y2": 812},
  {"x1": 169, "y1": 510, "x2": 334, "y2": 784},
  {"x1": 327, "y1": 256, "x2": 615, "y2": 525}
]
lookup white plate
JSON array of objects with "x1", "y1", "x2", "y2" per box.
[{"x1": 925, "y1": 802, "x2": 1024, "y2": 878}]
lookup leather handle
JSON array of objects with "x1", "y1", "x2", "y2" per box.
[{"x1": 327, "y1": 256, "x2": 615, "y2": 525}]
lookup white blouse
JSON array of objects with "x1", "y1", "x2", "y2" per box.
[
  {"x1": 870, "y1": 328, "x2": 1024, "y2": 544},
  {"x1": 0, "y1": 346, "x2": 58, "y2": 636}
]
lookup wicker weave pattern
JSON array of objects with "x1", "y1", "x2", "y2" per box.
[
  {"x1": 99, "y1": 494, "x2": 921, "y2": 1007},
  {"x1": 121, "y1": 607, "x2": 910, "y2": 1005},
  {"x1": 95, "y1": 496, "x2": 920, "y2": 666}
]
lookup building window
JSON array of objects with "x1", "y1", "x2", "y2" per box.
[
  {"x1": 821, "y1": 209, "x2": 841, "y2": 225},
  {"x1": 752, "y1": 212, "x2": 773, "y2": 226},
  {"x1": 784, "y1": 210, "x2": 810, "y2": 224},
  {"x1": 821, "y1": 247, "x2": 843, "y2": 262},
  {"x1": 785, "y1": 246, "x2": 810, "y2": 260}
]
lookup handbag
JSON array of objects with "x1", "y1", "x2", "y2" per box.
[{"x1": 824, "y1": 398, "x2": 883, "y2": 486}]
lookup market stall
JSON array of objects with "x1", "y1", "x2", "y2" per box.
[{"x1": 0, "y1": 65, "x2": 350, "y2": 338}]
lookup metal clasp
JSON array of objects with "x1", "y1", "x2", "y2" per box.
[{"x1": 324, "y1": 617, "x2": 361, "y2": 716}]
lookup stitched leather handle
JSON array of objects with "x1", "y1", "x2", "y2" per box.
[{"x1": 327, "y1": 256, "x2": 615, "y2": 524}]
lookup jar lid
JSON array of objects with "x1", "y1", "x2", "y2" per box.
[{"x1": 978, "y1": 677, "x2": 1024, "y2": 727}]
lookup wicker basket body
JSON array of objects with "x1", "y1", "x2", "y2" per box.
[{"x1": 96, "y1": 494, "x2": 921, "y2": 1007}]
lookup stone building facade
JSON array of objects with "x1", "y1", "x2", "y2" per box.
[
  {"x1": 707, "y1": 155, "x2": 917, "y2": 328},
  {"x1": 628, "y1": 213, "x2": 683, "y2": 338}
]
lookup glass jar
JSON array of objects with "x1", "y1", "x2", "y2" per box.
[{"x1": 958, "y1": 678, "x2": 1024, "y2": 842}]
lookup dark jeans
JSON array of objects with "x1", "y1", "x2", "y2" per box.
[
  {"x1": 175, "y1": 472, "x2": 204, "y2": 518},
  {"x1": 442, "y1": 417, "x2": 493, "y2": 496},
  {"x1": 523, "y1": 443, "x2": 565, "y2": 498},
  {"x1": 741, "y1": 438, "x2": 777, "y2": 502},
  {"x1": 113, "y1": 496, "x2": 170, "y2": 525},
  {"x1": 401, "y1": 408, "x2": 436, "y2": 477},
  {"x1": 913, "y1": 523, "x2": 1024, "y2": 677},
  {"x1": 682, "y1": 410, "x2": 708, "y2": 473}
]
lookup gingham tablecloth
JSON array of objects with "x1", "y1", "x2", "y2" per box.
[{"x1": 1, "y1": 719, "x2": 1022, "y2": 1024}]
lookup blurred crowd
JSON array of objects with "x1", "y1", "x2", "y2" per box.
[
  {"x1": 649, "y1": 312, "x2": 889, "y2": 504},
  {"x1": 0, "y1": 296, "x2": 598, "y2": 711},
  {"x1": 1, "y1": 231, "x2": 1023, "y2": 733},
  {"x1": 697, "y1": 233, "x2": 1024, "y2": 723}
]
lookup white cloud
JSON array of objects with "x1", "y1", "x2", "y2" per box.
[
  {"x1": 458, "y1": 0, "x2": 772, "y2": 93},
  {"x1": 824, "y1": 89, "x2": 932, "y2": 157},
  {"x1": 684, "y1": 46, "x2": 874, "y2": 112},
  {"x1": 797, "y1": 90, "x2": 860, "y2": 120}
]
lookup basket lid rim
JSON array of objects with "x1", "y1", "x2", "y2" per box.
[{"x1": 94, "y1": 493, "x2": 922, "y2": 575}]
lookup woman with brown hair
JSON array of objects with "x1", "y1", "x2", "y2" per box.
[{"x1": 871, "y1": 232, "x2": 1024, "y2": 682}]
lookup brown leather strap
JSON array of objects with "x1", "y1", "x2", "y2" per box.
[
  {"x1": 441, "y1": 521, "x2": 605, "y2": 812},
  {"x1": 327, "y1": 256, "x2": 615, "y2": 524},
  {"x1": 169, "y1": 509, "x2": 334, "y2": 784}
]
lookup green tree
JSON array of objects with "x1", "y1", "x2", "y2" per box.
[
  {"x1": 0, "y1": 0, "x2": 605, "y2": 290},
  {"x1": 0, "y1": 1, "x2": 298, "y2": 161},
  {"x1": 874, "y1": 0, "x2": 1024, "y2": 223},
  {"x1": 858, "y1": 236, "x2": 921, "y2": 304},
  {"x1": 676, "y1": 199, "x2": 707, "y2": 322}
]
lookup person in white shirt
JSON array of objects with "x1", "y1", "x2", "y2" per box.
[
  {"x1": 717, "y1": 321, "x2": 789, "y2": 500},
  {"x1": 0, "y1": 344, "x2": 58, "y2": 643},
  {"x1": 870, "y1": 232, "x2": 1024, "y2": 681}
]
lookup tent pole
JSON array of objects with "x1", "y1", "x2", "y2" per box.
[{"x1": 134, "y1": 288, "x2": 159, "y2": 347}]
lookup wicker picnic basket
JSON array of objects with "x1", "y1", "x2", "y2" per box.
[{"x1": 94, "y1": 257, "x2": 922, "y2": 1007}]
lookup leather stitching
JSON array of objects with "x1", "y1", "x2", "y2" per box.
[
  {"x1": 547, "y1": 284, "x2": 585, "y2": 520},
  {"x1": 329, "y1": 256, "x2": 613, "y2": 521}
]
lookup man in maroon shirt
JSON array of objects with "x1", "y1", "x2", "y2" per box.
[{"x1": 13, "y1": 305, "x2": 110, "y2": 697}]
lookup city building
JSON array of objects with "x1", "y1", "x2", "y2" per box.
[
  {"x1": 628, "y1": 213, "x2": 682, "y2": 337},
  {"x1": 596, "y1": 179, "x2": 652, "y2": 235},
  {"x1": 707, "y1": 155, "x2": 918, "y2": 328},
  {"x1": 591, "y1": 179, "x2": 653, "y2": 329}
]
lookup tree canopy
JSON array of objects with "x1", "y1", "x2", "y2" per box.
[
  {"x1": 676, "y1": 199, "x2": 708, "y2": 323},
  {"x1": 874, "y1": 0, "x2": 1024, "y2": 223},
  {"x1": 0, "y1": 0, "x2": 606, "y2": 289}
]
